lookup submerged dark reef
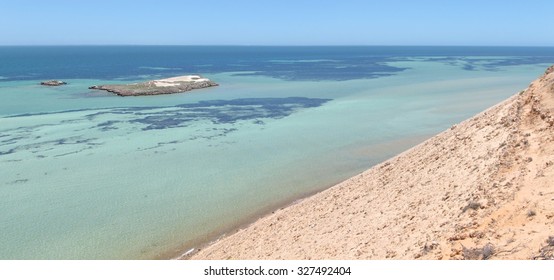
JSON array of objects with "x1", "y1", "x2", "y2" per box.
[{"x1": 0, "y1": 97, "x2": 331, "y2": 159}]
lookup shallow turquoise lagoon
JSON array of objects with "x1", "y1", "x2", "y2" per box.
[{"x1": 0, "y1": 47, "x2": 552, "y2": 259}]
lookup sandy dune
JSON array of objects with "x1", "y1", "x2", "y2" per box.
[{"x1": 191, "y1": 66, "x2": 554, "y2": 260}]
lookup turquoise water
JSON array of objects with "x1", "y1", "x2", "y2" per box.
[{"x1": 0, "y1": 47, "x2": 552, "y2": 259}]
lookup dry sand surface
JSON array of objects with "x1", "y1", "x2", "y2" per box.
[
  {"x1": 151, "y1": 75, "x2": 209, "y2": 87},
  {"x1": 191, "y1": 66, "x2": 554, "y2": 260}
]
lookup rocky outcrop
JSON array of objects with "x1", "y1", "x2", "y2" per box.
[
  {"x1": 40, "y1": 80, "x2": 67, "y2": 86},
  {"x1": 89, "y1": 75, "x2": 218, "y2": 96}
]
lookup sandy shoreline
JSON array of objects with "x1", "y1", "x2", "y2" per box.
[
  {"x1": 189, "y1": 65, "x2": 554, "y2": 260},
  {"x1": 169, "y1": 133, "x2": 434, "y2": 260},
  {"x1": 166, "y1": 179, "x2": 343, "y2": 259}
]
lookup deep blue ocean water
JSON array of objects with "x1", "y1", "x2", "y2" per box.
[
  {"x1": 2, "y1": 46, "x2": 554, "y2": 82},
  {"x1": 1, "y1": 46, "x2": 553, "y2": 259}
]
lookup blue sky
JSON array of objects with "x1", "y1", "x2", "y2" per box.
[{"x1": 1, "y1": 0, "x2": 552, "y2": 46}]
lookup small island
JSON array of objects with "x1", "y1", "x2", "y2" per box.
[
  {"x1": 89, "y1": 75, "x2": 218, "y2": 96},
  {"x1": 41, "y1": 80, "x2": 67, "y2": 86}
]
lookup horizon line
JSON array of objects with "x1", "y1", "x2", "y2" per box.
[{"x1": 1, "y1": 44, "x2": 554, "y2": 48}]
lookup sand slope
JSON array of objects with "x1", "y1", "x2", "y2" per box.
[{"x1": 192, "y1": 66, "x2": 554, "y2": 260}]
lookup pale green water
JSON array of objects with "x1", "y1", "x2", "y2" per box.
[{"x1": 0, "y1": 61, "x2": 549, "y2": 259}]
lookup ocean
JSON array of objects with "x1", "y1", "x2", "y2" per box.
[{"x1": 1, "y1": 46, "x2": 553, "y2": 259}]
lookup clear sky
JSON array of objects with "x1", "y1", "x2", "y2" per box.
[{"x1": 1, "y1": 0, "x2": 553, "y2": 46}]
